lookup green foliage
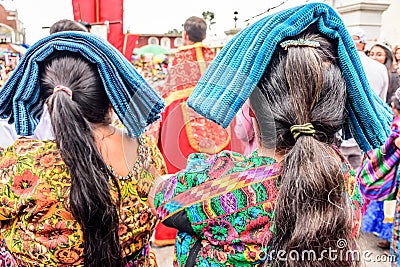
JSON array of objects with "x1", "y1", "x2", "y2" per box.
[
  {"x1": 166, "y1": 28, "x2": 182, "y2": 35},
  {"x1": 202, "y1": 11, "x2": 216, "y2": 31}
]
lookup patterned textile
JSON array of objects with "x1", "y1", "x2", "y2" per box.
[
  {"x1": 0, "y1": 31, "x2": 165, "y2": 138},
  {"x1": 157, "y1": 43, "x2": 236, "y2": 173},
  {"x1": 0, "y1": 136, "x2": 166, "y2": 266},
  {"x1": 187, "y1": 2, "x2": 392, "y2": 153},
  {"x1": 158, "y1": 43, "x2": 215, "y2": 98},
  {"x1": 153, "y1": 42, "x2": 219, "y2": 247},
  {"x1": 157, "y1": 43, "x2": 245, "y2": 173},
  {"x1": 0, "y1": 238, "x2": 17, "y2": 267},
  {"x1": 358, "y1": 116, "x2": 400, "y2": 266},
  {"x1": 154, "y1": 149, "x2": 362, "y2": 266},
  {"x1": 153, "y1": 42, "x2": 245, "y2": 246}
]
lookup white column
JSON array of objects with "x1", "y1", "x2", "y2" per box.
[{"x1": 334, "y1": 0, "x2": 390, "y2": 43}]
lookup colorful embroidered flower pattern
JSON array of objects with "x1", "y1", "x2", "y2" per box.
[
  {"x1": 155, "y1": 149, "x2": 362, "y2": 266},
  {"x1": 202, "y1": 220, "x2": 239, "y2": 245},
  {"x1": 0, "y1": 136, "x2": 166, "y2": 266},
  {"x1": 11, "y1": 170, "x2": 39, "y2": 196}
]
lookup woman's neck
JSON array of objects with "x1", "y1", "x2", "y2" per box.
[
  {"x1": 93, "y1": 124, "x2": 116, "y2": 141},
  {"x1": 92, "y1": 123, "x2": 139, "y2": 177}
]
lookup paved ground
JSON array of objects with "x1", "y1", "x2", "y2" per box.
[{"x1": 153, "y1": 232, "x2": 394, "y2": 267}]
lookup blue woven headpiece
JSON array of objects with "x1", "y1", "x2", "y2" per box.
[
  {"x1": 0, "y1": 31, "x2": 165, "y2": 137},
  {"x1": 187, "y1": 3, "x2": 392, "y2": 152}
]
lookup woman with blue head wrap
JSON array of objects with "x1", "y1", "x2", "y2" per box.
[
  {"x1": 0, "y1": 31, "x2": 166, "y2": 266},
  {"x1": 150, "y1": 2, "x2": 392, "y2": 267}
]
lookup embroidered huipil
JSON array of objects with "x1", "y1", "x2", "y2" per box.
[
  {"x1": 358, "y1": 130, "x2": 400, "y2": 266},
  {"x1": 0, "y1": 136, "x2": 166, "y2": 266},
  {"x1": 154, "y1": 149, "x2": 362, "y2": 267}
]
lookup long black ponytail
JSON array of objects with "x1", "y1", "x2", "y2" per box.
[
  {"x1": 250, "y1": 30, "x2": 358, "y2": 267},
  {"x1": 40, "y1": 52, "x2": 123, "y2": 267}
]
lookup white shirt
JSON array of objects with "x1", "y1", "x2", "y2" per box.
[
  {"x1": 357, "y1": 51, "x2": 389, "y2": 102},
  {"x1": 341, "y1": 51, "x2": 389, "y2": 148},
  {"x1": 0, "y1": 106, "x2": 54, "y2": 149}
]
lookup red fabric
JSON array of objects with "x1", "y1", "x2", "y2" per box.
[
  {"x1": 72, "y1": 0, "x2": 124, "y2": 52},
  {"x1": 157, "y1": 44, "x2": 245, "y2": 174},
  {"x1": 123, "y1": 34, "x2": 140, "y2": 60},
  {"x1": 72, "y1": 0, "x2": 96, "y2": 23},
  {"x1": 153, "y1": 44, "x2": 245, "y2": 245},
  {"x1": 99, "y1": 0, "x2": 124, "y2": 52}
]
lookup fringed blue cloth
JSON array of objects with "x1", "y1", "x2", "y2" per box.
[
  {"x1": 187, "y1": 3, "x2": 392, "y2": 152},
  {"x1": 0, "y1": 31, "x2": 165, "y2": 137}
]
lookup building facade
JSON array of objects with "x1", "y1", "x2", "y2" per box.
[
  {"x1": 0, "y1": 4, "x2": 25, "y2": 44},
  {"x1": 136, "y1": 33, "x2": 182, "y2": 53}
]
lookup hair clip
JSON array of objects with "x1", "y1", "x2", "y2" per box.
[{"x1": 280, "y1": 38, "x2": 320, "y2": 50}]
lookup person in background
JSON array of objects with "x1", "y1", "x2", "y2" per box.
[
  {"x1": 148, "y1": 2, "x2": 394, "y2": 265},
  {"x1": 49, "y1": 19, "x2": 89, "y2": 34},
  {"x1": 0, "y1": 31, "x2": 166, "y2": 266},
  {"x1": 358, "y1": 87, "x2": 400, "y2": 266},
  {"x1": 339, "y1": 28, "x2": 389, "y2": 175},
  {"x1": 364, "y1": 42, "x2": 399, "y2": 251},
  {"x1": 394, "y1": 45, "x2": 400, "y2": 78},
  {"x1": 151, "y1": 15, "x2": 243, "y2": 247},
  {"x1": 349, "y1": 27, "x2": 388, "y2": 101},
  {"x1": 369, "y1": 43, "x2": 400, "y2": 105},
  {"x1": 0, "y1": 19, "x2": 89, "y2": 150}
]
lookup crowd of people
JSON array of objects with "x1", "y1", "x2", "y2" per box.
[
  {"x1": 132, "y1": 56, "x2": 169, "y2": 85},
  {"x1": 0, "y1": 58, "x2": 19, "y2": 87},
  {"x1": 0, "y1": 2, "x2": 399, "y2": 267},
  {"x1": 339, "y1": 27, "x2": 400, "y2": 258}
]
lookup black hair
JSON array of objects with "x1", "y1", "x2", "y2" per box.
[
  {"x1": 391, "y1": 93, "x2": 400, "y2": 111},
  {"x1": 250, "y1": 29, "x2": 358, "y2": 267},
  {"x1": 49, "y1": 19, "x2": 89, "y2": 34},
  {"x1": 369, "y1": 43, "x2": 397, "y2": 104},
  {"x1": 183, "y1": 16, "x2": 207, "y2": 42},
  {"x1": 39, "y1": 52, "x2": 123, "y2": 267}
]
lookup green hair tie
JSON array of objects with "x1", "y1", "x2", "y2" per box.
[{"x1": 290, "y1": 123, "x2": 315, "y2": 140}]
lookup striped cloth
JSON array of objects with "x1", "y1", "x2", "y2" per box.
[
  {"x1": 358, "y1": 117, "x2": 400, "y2": 266},
  {"x1": 358, "y1": 132, "x2": 400, "y2": 200},
  {"x1": 0, "y1": 31, "x2": 165, "y2": 137},
  {"x1": 187, "y1": 2, "x2": 391, "y2": 152},
  {"x1": 358, "y1": 116, "x2": 400, "y2": 200}
]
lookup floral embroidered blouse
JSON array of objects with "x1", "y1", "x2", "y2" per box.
[
  {"x1": 0, "y1": 136, "x2": 166, "y2": 266},
  {"x1": 154, "y1": 149, "x2": 362, "y2": 267}
]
